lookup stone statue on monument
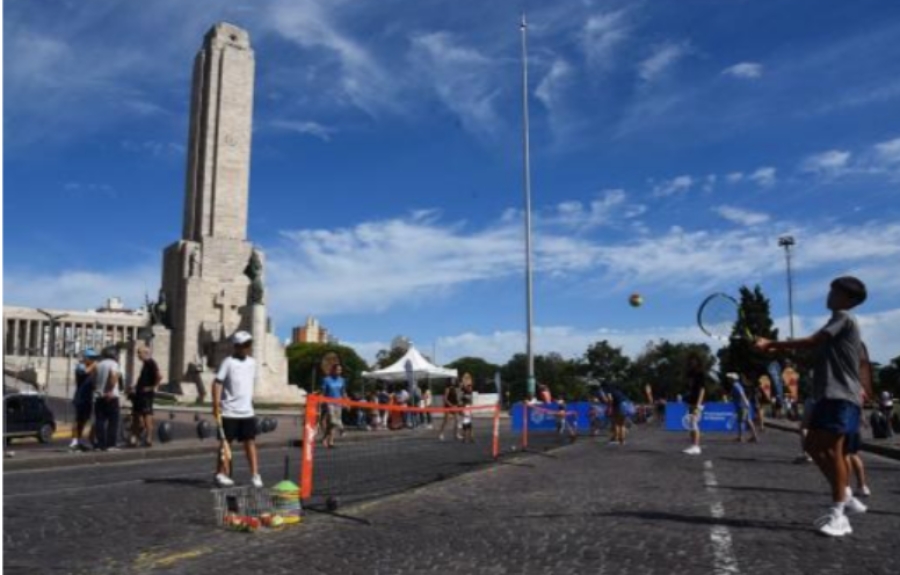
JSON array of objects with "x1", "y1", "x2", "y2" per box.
[
  {"x1": 244, "y1": 249, "x2": 265, "y2": 305},
  {"x1": 188, "y1": 244, "x2": 201, "y2": 277}
]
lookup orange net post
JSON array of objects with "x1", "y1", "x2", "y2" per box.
[
  {"x1": 492, "y1": 403, "x2": 501, "y2": 459},
  {"x1": 300, "y1": 393, "x2": 320, "y2": 500}
]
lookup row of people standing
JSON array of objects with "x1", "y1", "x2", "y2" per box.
[{"x1": 70, "y1": 345, "x2": 160, "y2": 452}]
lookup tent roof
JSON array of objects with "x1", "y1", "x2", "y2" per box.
[{"x1": 362, "y1": 346, "x2": 457, "y2": 381}]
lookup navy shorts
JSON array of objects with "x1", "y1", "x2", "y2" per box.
[{"x1": 810, "y1": 399, "x2": 860, "y2": 435}]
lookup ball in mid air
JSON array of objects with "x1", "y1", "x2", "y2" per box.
[{"x1": 629, "y1": 293, "x2": 643, "y2": 308}]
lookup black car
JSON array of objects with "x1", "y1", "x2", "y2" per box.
[{"x1": 4, "y1": 392, "x2": 57, "y2": 444}]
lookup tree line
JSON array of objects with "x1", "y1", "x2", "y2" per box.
[{"x1": 285, "y1": 285, "x2": 899, "y2": 403}]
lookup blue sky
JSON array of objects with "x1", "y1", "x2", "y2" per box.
[{"x1": 4, "y1": 0, "x2": 899, "y2": 365}]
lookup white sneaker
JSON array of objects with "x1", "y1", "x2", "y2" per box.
[
  {"x1": 251, "y1": 474, "x2": 264, "y2": 488},
  {"x1": 844, "y1": 497, "x2": 867, "y2": 515},
  {"x1": 816, "y1": 512, "x2": 852, "y2": 537},
  {"x1": 438, "y1": 434, "x2": 445, "y2": 441},
  {"x1": 215, "y1": 473, "x2": 235, "y2": 487},
  {"x1": 682, "y1": 445, "x2": 702, "y2": 455},
  {"x1": 859, "y1": 485, "x2": 872, "y2": 498}
]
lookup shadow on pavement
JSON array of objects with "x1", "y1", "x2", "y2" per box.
[
  {"x1": 714, "y1": 484, "x2": 821, "y2": 496},
  {"x1": 144, "y1": 477, "x2": 213, "y2": 489}
]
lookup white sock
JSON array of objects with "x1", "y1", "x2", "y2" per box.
[{"x1": 832, "y1": 501, "x2": 846, "y2": 516}]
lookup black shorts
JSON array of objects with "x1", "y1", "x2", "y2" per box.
[
  {"x1": 75, "y1": 401, "x2": 93, "y2": 424},
  {"x1": 845, "y1": 432, "x2": 861, "y2": 455},
  {"x1": 221, "y1": 417, "x2": 257, "y2": 443},
  {"x1": 131, "y1": 392, "x2": 155, "y2": 416}
]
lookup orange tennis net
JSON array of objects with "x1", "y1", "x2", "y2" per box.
[{"x1": 300, "y1": 394, "x2": 501, "y2": 506}]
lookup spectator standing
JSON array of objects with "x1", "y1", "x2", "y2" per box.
[
  {"x1": 321, "y1": 364, "x2": 347, "y2": 448},
  {"x1": 93, "y1": 346, "x2": 122, "y2": 451},
  {"x1": 69, "y1": 348, "x2": 99, "y2": 452},
  {"x1": 130, "y1": 346, "x2": 161, "y2": 447}
]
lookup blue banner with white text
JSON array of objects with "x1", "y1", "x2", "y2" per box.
[{"x1": 665, "y1": 401, "x2": 754, "y2": 432}]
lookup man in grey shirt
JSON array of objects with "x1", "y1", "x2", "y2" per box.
[
  {"x1": 756, "y1": 276, "x2": 867, "y2": 538},
  {"x1": 92, "y1": 346, "x2": 122, "y2": 451}
]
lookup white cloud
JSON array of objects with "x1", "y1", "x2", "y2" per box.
[
  {"x1": 722, "y1": 62, "x2": 763, "y2": 79},
  {"x1": 726, "y1": 172, "x2": 744, "y2": 184},
  {"x1": 714, "y1": 206, "x2": 770, "y2": 226},
  {"x1": 535, "y1": 58, "x2": 572, "y2": 114},
  {"x1": 652, "y1": 175, "x2": 693, "y2": 197},
  {"x1": 549, "y1": 189, "x2": 645, "y2": 230},
  {"x1": 748, "y1": 166, "x2": 777, "y2": 187},
  {"x1": 265, "y1": 0, "x2": 399, "y2": 117},
  {"x1": 702, "y1": 174, "x2": 717, "y2": 193},
  {"x1": 581, "y1": 11, "x2": 629, "y2": 70},
  {"x1": 4, "y1": 264, "x2": 158, "y2": 312},
  {"x1": 800, "y1": 149, "x2": 852, "y2": 175},
  {"x1": 409, "y1": 32, "x2": 502, "y2": 139},
  {"x1": 270, "y1": 120, "x2": 336, "y2": 142},
  {"x1": 638, "y1": 41, "x2": 691, "y2": 82},
  {"x1": 872, "y1": 137, "x2": 900, "y2": 166}
]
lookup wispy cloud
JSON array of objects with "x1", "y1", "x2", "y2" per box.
[
  {"x1": 548, "y1": 189, "x2": 645, "y2": 231},
  {"x1": 652, "y1": 175, "x2": 693, "y2": 197},
  {"x1": 722, "y1": 62, "x2": 763, "y2": 79},
  {"x1": 581, "y1": 10, "x2": 630, "y2": 71},
  {"x1": 409, "y1": 32, "x2": 503, "y2": 139},
  {"x1": 714, "y1": 206, "x2": 770, "y2": 226},
  {"x1": 270, "y1": 120, "x2": 336, "y2": 142},
  {"x1": 800, "y1": 149, "x2": 852, "y2": 176},
  {"x1": 748, "y1": 166, "x2": 777, "y2": 187},
  {"x1": 638, "y1": 41, "x2": 691, "y2": 82}
]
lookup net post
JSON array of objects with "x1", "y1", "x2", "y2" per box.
[
  {"x1": 300, "y1": 393, "x2": 319, "y2": 501},
  {"x1": 492, "y1": 403, "x2": 501, "y2": 459},
  {"x1": 522, "y1": 402, "x2": 529, "y2": 450}
]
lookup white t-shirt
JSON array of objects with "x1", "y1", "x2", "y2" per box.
[{"x1": 216, "y1": 355, "x2": 257, "y2": 418}]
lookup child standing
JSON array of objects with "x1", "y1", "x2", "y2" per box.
[{"x1": 756, "y1": 276, "x2": 868, "y2": 537}]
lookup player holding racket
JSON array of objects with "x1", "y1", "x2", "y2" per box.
[
  {"x1": 213, "y1": 331, "x2": 262, "y2": 488},
  {"x1": 755, "y1": 276, "x2": 868, "y2": 537}
]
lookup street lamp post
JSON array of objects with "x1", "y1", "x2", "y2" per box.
[
  {"x1": 520, "y1": 14, "x2": 536, "y2": 398},
  {"x1": 36, "y1": 309, "x2": 68, "y2": 392},
  {"x1": 778, "y1": 236, "x2": 796, "y2": 340}
]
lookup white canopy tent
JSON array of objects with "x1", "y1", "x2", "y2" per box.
[{"x1": 362, "y1": 346, "x2": 457, "y2": 381}]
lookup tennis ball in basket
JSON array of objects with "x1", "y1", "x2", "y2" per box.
[{"x1": 628, "y1": 293, "x2": 643, "y2": 308}]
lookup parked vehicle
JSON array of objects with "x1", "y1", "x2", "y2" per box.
[{"x1": 4, "y1": 392, "x2": 57, "y2": 444}]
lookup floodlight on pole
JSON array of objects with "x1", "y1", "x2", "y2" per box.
[
  {"x1": 520, "y1": 14, "x2": 536, "y2": 398},
  {"x1": 777, "y1": 235, "x2": 796, "y2": 339}
]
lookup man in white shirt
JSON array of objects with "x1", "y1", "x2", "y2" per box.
[
  {"x1": 93, "y1": 346, "x2": 122, "y2": 451},
  {"x1": 213, "y1": 331, "x2": 262, "y2": 488}
]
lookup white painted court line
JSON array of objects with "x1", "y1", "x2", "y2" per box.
[{"x1": 704, "y1": 459, "x2": 740, "y2": 575}]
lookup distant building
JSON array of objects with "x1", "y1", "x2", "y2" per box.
[{"x1": 291, "y1": 317, "x2": 333, "y2": 344}]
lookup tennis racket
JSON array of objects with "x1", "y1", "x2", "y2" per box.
[
  {"x1": 216, "y1": 414, "x2": 232, "y2": 471},
  {"x1": 697, "y1": 293, "x2": 753, "y2": 342}
]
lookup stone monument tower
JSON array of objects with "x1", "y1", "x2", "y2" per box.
[{"x1": 155, "y1": 23, "x2": 299, "y2": 404}]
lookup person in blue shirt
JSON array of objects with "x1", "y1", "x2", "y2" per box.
[
  {"x1": 725, "y1": 373, "x2": 758, "y2": 443},
  {"x1": 321, "y1": 364, "x2": 347, "y2": 448}
]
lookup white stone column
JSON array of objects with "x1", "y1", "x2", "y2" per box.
[
  {"x1": 24, "y1": 320, "x2": 32, "y2": 357},
  {"x1": 12, "y1": 319, "x2": 21, "y2": 356}
]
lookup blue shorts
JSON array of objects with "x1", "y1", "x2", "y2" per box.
[{"x1": 810, "y1": 399, "x2": 860, "y2": 435}]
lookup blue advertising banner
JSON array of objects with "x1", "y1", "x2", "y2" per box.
[
  {"x1": 665, "y1": 402, "x2": 754, "y2": 432},
  {"x1": 510, "y1": 402, "x2": 605, "y2": 431}
]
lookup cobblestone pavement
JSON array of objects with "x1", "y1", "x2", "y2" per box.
[{"x1": 4, "y1": 425, "x2": 899, "y2": 574}]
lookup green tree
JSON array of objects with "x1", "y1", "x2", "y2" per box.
[
  {"x1": 286, "y1": 342, "x2": 369, "y2": 394},
  {"x1": 877, "y1": 355, "x2": 900, "y2": 396},
  {"x1": 717, "y1": 285, "x2": 779, "y2": 384},
  {"x1": 445, "y1": 356, "x2": 500, "y2": 392},
  {"x1": 583, "y1": 340, "x2": 631, "y2": 384},
  {"x1": 631, "y1": 339, "x2": 717, "y2": 401},
  {"x1": 501, "y1": 353, "x2": 585, "y2": 403}
]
